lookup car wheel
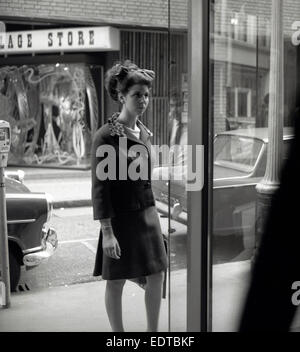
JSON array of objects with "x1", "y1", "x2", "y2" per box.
[{"x1": 9, "y1": 250, "x2": 21, "y2": 292}]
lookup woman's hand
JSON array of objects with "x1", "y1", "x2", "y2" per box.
[{"x1": 102, "y1": 227, "x2": 121, "y2": 260}]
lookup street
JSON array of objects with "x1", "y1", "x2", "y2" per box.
[
  {"x1": 17, "y1": 206, "x2": 249, "y2": 292},
  {"x1": 18, "y1": 206, "x2": 188, "y2": 292}
]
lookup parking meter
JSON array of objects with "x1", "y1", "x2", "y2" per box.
[
  {"x1": 0, "y1": 120, "x2": 11, "y2": 308},
  {"x1": 0, "y1": 121, "x2": 10, "y2": 166}
]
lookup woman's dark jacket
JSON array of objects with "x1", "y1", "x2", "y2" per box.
[{"x1": 91, "y1": 118, "x2": 156, "y2": 220}]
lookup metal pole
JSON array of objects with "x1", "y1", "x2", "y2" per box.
[
  {"x1": 187, "y1": 0, "x2": 210, "y2": 332},
  {"x1": 167, "y1": 0, "x2": 171, "y2": 333},
  {"x1": 0, "y1": 160, "x2": 11, "y2": 308}
]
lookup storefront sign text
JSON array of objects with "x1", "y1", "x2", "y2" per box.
[{"x1": 0, "y1": 26, "x2": 120, "y2": 54}]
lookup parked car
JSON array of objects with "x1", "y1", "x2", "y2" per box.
[
  {"x1": 3, "y1": 171, "x2": 58, "y2": 291},
  {"x1": 152, "y1": 127, "x2": 294, "y2": 250}
]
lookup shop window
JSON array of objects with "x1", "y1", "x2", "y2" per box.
[
  {"x1": 237, "y1": 90, "x2": 250, "y2": 117},
  {"x1": 229, "y1": 12, "x2": 268, "y2": 47},
  {"x1": 0, "y1": 63, "x2": 100, "y2": 168},
  {"x1": 230, "y1": 11, "x2": 255, "y2": 43},
  {"x1": 246, "y1": 15, "x2": 257, "y2": 45},
  {"x1": 259, "y1": 18, "x2": 271, "y2": 48},
  {"x1": 217, "y1": 7, "x2": 271, "y2": 49},
  {"x1": 226, "y1": 87, "x2": 255, "y2": 129}
]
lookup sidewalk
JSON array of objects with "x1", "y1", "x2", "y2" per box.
[
  {"x1": 0, "y1": 262, "x2": 254, "y2": 332},
  {"x1": 0, "y1": 270, "x2": 187, "y2": 332},
  {"x1": 4, "y1": 259, "x2": 292, "y2": 332}
]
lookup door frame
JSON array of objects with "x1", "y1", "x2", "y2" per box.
[{"x1": 187, "y1": 0, "x2": 212, "y2": 332}]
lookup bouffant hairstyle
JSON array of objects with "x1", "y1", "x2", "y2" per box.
[{"x1": 104, "y1": 60, "x2": 155, "y2": 102}]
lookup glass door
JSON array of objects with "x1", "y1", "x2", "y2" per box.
[
  {"x1": 166, "y1": 1, "x2": 189, "y2": 332},
  {"x1": 150, "y1": 1, "x2": 189, "y2": 332}
]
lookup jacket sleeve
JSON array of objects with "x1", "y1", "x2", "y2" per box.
[{"x1": 91, "y1": 131, "x2": 116, "y2": 220}]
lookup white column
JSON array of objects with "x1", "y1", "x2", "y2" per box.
[{"x1": 256, "y1": 0, "x2": 284, "y2": 195}]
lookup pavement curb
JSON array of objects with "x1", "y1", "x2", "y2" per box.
[
  {"x1": 53, "y1": 199, "x2": 92, "y2": 209},
  {"x1": 25, "y1": 171, "x2": 91, "y2": 181},
  {"x1": 7, "y1": 166, "x2": 91, "y2": 181}
]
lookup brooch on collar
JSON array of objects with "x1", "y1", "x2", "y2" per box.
[
  {"x1": 108, "y1": 113, "x2": 126, "y2": 137},
  {"x1": 108, "y1": 113, "x2": 153, "y2": 137}
]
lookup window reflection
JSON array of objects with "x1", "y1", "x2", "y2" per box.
[
  {"x1": 168, "y1": 90, "x2": 188, "y2": 166},
  {"x1": 214, "y1": 135, "x2": 263, "y2": 173},
  {"x1": 210, "y1": 0, "x2": 300, "y2": 331}
]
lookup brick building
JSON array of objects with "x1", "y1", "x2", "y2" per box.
[
  {"x1": 0, "y1": 0, "x2": 188, "y2": 168},
  {"x1": 212, "y1": 0, "x2": 300, "y2": 133}
]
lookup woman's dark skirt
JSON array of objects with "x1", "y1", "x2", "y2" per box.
[{"x1": 93, "y1": 206, "x2": 168, "y2": 280}]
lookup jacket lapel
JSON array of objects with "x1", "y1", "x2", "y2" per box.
[
  {"x1": 108, "y1": 113, "x2": 152, "y2": 152},
  {"x1": 118, "y1": 120, "x2": 152, "y2": 151}
]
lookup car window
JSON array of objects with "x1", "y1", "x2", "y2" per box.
[
  {"x1": 214, "y1": 135, "x2": 264, "y2": 173},
  {"x1": 251, "y1": 139, "x2": 293, "y2": 177}
]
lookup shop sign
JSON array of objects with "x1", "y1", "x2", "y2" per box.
[{"x1": 0, "y1": 26, "x2": 120, "y2": 54}]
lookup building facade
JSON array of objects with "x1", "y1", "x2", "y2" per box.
[{"x1": 0, "y1": 0, "x2": 188, "y2": 168}]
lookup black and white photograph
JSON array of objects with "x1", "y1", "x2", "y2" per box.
[{"x1": 0, "y1": 0, "x2": 300, "y2": 339}]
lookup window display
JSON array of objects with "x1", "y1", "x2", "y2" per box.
[{"x1": 0, "y1": 63, "x2": 99, "y2": 168}]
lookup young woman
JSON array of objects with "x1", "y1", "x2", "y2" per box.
[{"x1": 91, "y1": 60, "x2": 168, "y2": 332}]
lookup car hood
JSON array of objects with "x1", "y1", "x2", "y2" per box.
[
  {"x1": 5, "y1": 176, "x2": 31, "y2": 194},
  {"x1": 152, "y1": 164, "x2": 248, "y2": 187}
]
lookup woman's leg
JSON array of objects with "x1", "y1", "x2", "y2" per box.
[
  {"x1": 145, "y1": 271, "x2": 165, "y2": 332},
  {"x1": 105, "y1": 279, "x2": 126, "y2": 332}
]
